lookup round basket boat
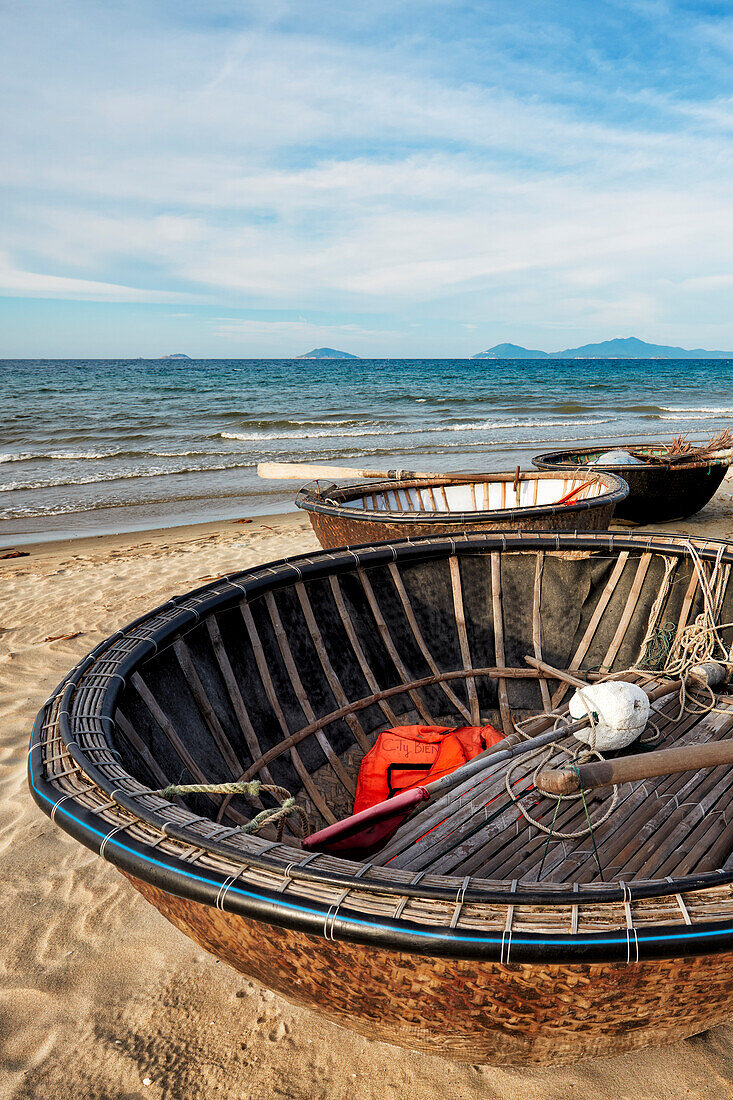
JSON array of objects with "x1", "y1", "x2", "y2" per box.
[
  {"x1": 295, "y1": 470, "x2": 628, "y2": 549},
  {"x1": 533, "y1": 442, "x2": 730, "y2": 525},
  {"x1": 29, "y1": 532, "x2": 733, "y2": 1065}
]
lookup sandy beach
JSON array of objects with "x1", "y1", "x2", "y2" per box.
[{"x1": 5, "y1": 488, "x2": 733, "y2": 1100}]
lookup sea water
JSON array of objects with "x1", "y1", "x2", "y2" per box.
[{"x1": 1, "y1": 357, "x2": 731, "y2": 543}]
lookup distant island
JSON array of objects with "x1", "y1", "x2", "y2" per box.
[
  {"x1": 474, "y1": 342, "x2": 550, "y2": 359},
  {"x1": 473, "y1": 337, "x2": 732, "y2": 359},
  {"x1": 296, "y1": 348, "x2": 360, "y2": 359},
  {"x1": 161, "y1": 353, "x2": 192, "y2": 360}
]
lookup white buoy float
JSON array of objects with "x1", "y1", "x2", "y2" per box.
[
  {"x1": 591, "y1": 449, "x2": 646, "y2": 466},
  {"x1": 569, "y1": 682, "x2": 651, "y2": 751}
]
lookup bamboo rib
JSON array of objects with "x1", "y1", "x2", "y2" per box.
[
  {"x1": 491, "y1": 552, "x2": 513, "y2": 735},
  {"x1": 533, "y1": 553, "x2": 552, "y2": 713},
  {"x1": 449, "y1": 556, "x2": 480, "y2": 725},
  {"x1": 206, "y1": 617, "x2": 276, "y2": 792},
  {"x1": 387, "y1": 563, "x2": 473, "y2": 724},
  {"x1": 294, "y1": 582, "x2": 372, "y2": 754},
  {"x1": 328, "y1": 575, "x2": 399, "y2": 728},
  {"x1": 131, "y1": 672, "x2": 225, "y2": 809},
  {"x1": 551, "y1": 551, "x2": 630, "y2": 709},
  {"x1": 358, "y1": 569, "x2": 437, "y2": 724},
  {"x1": 601, "y1": 552, "x2": 653, "y2": 670},
  {"x1": 240, "y1": 603, "x2": 336, "y2": 824},
  {"x1": 173, "y1": 639, "x2": 246, "y2": 779},
  {"x1": 264, "y1": 592, "x2": 356, "y2": 796},
  {"x1": 114, "y1": 708, "x2": 171, "y2": 789},
  {"x1": 672, "y1": 564, "x2": 704, "y2": 653}
]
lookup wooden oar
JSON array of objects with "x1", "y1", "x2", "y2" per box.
[
  {"x1": 260, "y1": 463, "x2": 602, "y2": 512},
  {"x1": 258, "y1": 461, "x2": 470, "y2": 482},
  {"x1": 300, "y1": 726, "x2": 568, "y2": 857},
  {"x1": 302, "y1": 666, "x2": 684, "y2": 857},
  {"x1": 524, "y1": 655, "x2": 683, "y2": 696},
  {"x1": 301, "y1": 671, "x2": 674, "y2": 857},
  {"x1": 536, "y1": 735, "x2": 733, "y2": 796}
]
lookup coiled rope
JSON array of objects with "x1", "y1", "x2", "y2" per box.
[
  {"x1": 662, "y1": 542, "x2": 732, "y2": 677},
  {"x1": 153, "y1": 779, "x2": 310, "y2": 839},
  {"x1": 505, "y1": 707, "x2": 619, "y2": 844}
]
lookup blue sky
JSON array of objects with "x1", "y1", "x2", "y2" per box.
[{"x1": 2, "y1": 0, "x2": 733, "y2": 357}]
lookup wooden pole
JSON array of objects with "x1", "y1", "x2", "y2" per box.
[
  {"x1": 257, "y1": 461, "x2": 473, "y2": 482},
  {"x1": 537, "y1": 737, "x2": 733, "y2": 796}
]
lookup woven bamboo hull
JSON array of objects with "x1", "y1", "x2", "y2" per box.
[
  {"x1": 305, "y1": 503, "x2": 616, "y2": 550},
  {"x1": 297, "y1": 472, "x2": 627, "y2": 549},
  {"x1": 533, "y1": 444, "x2": 729, "y2": 524},
  {"x1": 28, "y1": 531, "x2": 733, "y2": 1067},
  {"x1": 129, "y1": 873, "x2": 733, "y2": 1065}
]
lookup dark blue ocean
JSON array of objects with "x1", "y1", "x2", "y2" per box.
[{"x1": 1, "y1": 358, "x2": 732, "y2": 542}]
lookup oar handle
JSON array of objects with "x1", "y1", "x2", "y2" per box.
[
  {"x1": 537, "y1": 736, "x2": 733, "y2": 796},
  {"x1": 301, "y1": 785, "x2": 429, "y2": 851}
]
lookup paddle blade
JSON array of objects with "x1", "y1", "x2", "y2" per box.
[{"x1": 301, "y1": 786, "x2": 430, "y2": 858}]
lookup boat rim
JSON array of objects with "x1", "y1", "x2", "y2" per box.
[
  {"x1": 295, "y1": 470, "x2": 629, "y2": 525},
  {"x1": 28, "y1": 530, "x2": 733, "y2": 962}
]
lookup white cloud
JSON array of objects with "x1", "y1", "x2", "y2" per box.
[
  {"x1": 0, "y1": 252, "x2": 189, "y2": 302},
  {"x1": 209, "y1": 317, "x2": 398, "y2": 350},
  {"x1": 1, "y1": 0, "x2": 733, "y2": 346}
]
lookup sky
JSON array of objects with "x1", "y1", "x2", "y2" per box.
[{"x1": 2, "y1": 0, "x2": 733, "y2": 358}]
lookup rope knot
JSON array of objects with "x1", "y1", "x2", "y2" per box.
[{"x1": 151, "y1": 779, "x2": 309, "y2": 839}]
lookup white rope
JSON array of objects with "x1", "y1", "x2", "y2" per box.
[
  {"x1": 665, "y1": 542, "x2": 732, "y2": 676},
  {"x1": 505, "y1": 742, "x2": 619, "y2": 839}
]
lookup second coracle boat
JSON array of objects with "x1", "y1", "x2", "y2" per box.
[{"x1": 293, "y1": 468, "x2": 627, "y2": 548}]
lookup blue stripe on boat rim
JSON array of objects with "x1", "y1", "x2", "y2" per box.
[{"x1": 28, "y1": 724, "x2": 733, "y2": 958}]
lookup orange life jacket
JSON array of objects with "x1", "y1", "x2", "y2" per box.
[{"x1": 353, "y1": 723, "x2": 504, "y2": 815}]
